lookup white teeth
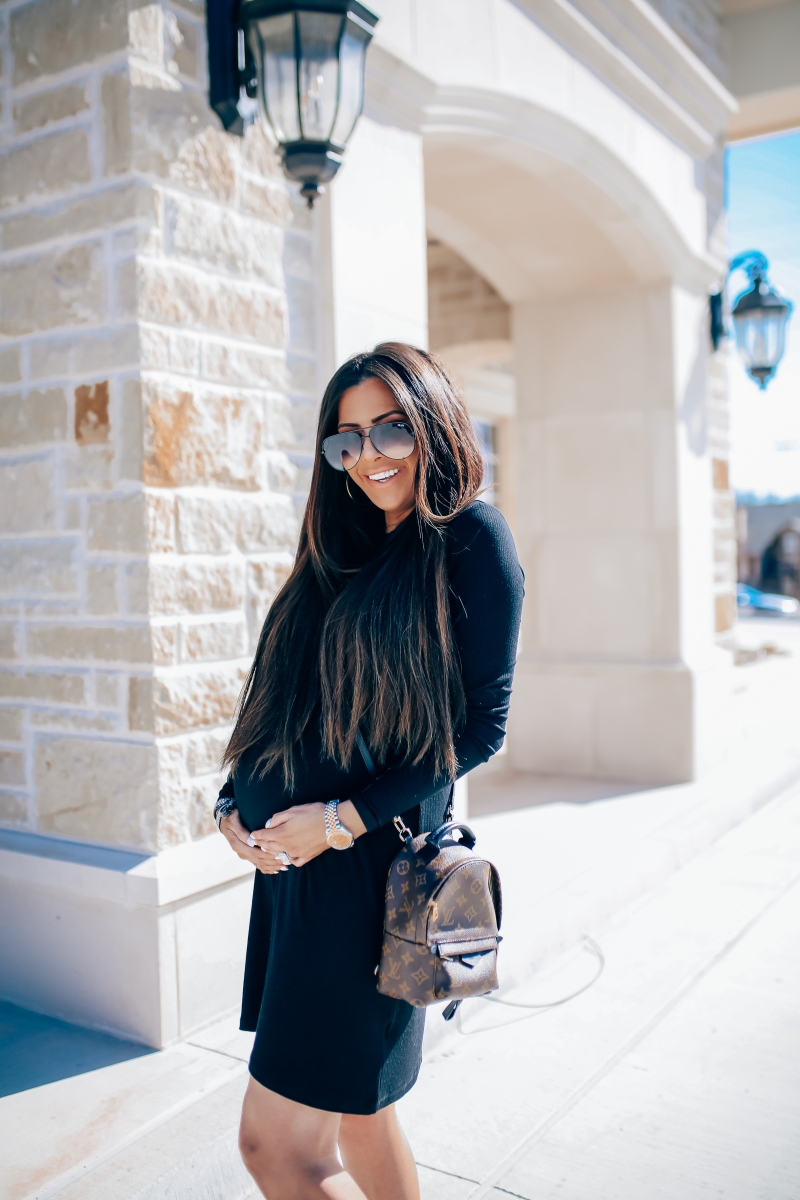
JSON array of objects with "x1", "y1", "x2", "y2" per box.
[{"x1": 368, "y1": 468, "x2": 400, "y2": 481}]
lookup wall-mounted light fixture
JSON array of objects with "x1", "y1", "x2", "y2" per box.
[
  {"x1": 711, "y1": 251, "x2": 793, "y2": 390},
  {"x1": 207, "y1": 0, "x2": 378, "y2": 207}
]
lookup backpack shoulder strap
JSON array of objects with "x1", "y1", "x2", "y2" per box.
[{"x1": 355, "y1": 729, "x2": 377, "y2": 777}]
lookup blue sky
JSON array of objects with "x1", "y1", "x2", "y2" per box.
[{"x1": 726, "y1": 130, "x2": 800, "y2": 499}]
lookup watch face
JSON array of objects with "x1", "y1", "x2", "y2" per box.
[{"x1": 328, "y1": 828, "x2": 354, "y2": 850}]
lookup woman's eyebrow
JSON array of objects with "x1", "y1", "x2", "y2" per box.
[{"x1": 337, "y1": 409, "x2": 406, "y2": 429}]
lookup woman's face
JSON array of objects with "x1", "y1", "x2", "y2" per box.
[{"x1": 337, "y1": 378, "x2": 419, "y2": 531}]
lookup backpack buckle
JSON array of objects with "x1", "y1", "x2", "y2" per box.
[{"x1": 392, "y1": 816, "x2": 413, "y2": 844}]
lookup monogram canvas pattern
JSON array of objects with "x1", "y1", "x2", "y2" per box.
[{"x1": 377, "y1": 832, "x2": 502, "y2": 1008}]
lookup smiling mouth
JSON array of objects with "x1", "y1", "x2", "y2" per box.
[{"x1": 367, "y1": 468, "x2": 400, "y2": 481}]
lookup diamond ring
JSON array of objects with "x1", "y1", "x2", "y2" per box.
[{"x1": 276, "y1": 851, "x2": 291, "y2": 866}]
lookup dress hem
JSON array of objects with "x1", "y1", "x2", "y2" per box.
[{"x1": 246, "y1": 1062, "x2": 421, "y2": 1117}]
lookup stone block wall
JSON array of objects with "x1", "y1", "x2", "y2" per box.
[
  {"x1": 0, "y1": 0, "x2": 298, "y2": 851},
  {"x1": 427, "y1": 240, "x2": 510, "y2": 353}
]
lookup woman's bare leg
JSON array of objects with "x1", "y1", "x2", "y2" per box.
[
  {"x1": 239, "y1": 1076, "x2": 367, "y2": 1200},
  {"x1": 339, "y1": 1104, "x2": 421, "y2": 1200}
]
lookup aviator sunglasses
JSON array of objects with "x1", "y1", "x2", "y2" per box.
[{"x1": 321, "y1": 421, "x2": 416, "y2": 472}]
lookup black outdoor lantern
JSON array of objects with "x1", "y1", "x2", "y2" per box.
[
  {"x1": 207, "y1": 0, "x2": 378, "y2": 207},
  {"x1": 710, "y1": 250, "x2": 793, "y2": 390}
]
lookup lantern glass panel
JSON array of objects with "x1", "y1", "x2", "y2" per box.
[
  {"x1": 250, "y1": 14, "x2": 300, "y2": 142},
  {"x1": 733, "y1": 308, "x2": 787, "y2": 374},
  {"x1": 296, "y1": 11, "x2": 342, "y2": 141},
  {"x1": 330, "y1": 16, "x2": 371, "y2": 147}
]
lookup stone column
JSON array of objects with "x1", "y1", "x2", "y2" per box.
[
  {"x1": 509, "y1": 281, "x2": 732, "y2": 785},
  {"x1": 0, "y1": 0, "x2": 297, "y2": 1043}
]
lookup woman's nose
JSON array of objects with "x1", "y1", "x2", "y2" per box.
[{"x1": 360, "y1": 432, "x2": 383, "y2": 463}]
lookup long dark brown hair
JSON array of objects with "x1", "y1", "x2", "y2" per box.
[{"x1": 223, "y1": 342, "x2": 485, "y2": 788}]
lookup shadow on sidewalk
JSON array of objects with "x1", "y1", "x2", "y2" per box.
[
  {"x1": 0, "y1": 1000, "x2": 152, "y2": 1098},
  {"x1": 469, "y1": 768, "x2": 659, "y2": 817}
]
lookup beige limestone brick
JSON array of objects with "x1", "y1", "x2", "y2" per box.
[
  {"x1": 120, "y1": 377, "x2": 144, "y2": 482},
  {"x1": 166, "y1": 194, "x2": 284, "y2": 287},
  {"x1": 87, "y1": 564, "x2": 119, "y2": 614},
  {"x1": 186, "y1": 727, "x2": 229, "y2": 776},
  {"x1": 189, "y1": 776, "x2": 218, "y2": 838},
  {"x1": 0, "y1": 625, "x2": 20, "y2": 659},
  {"x1": 0, "y1": 539, "x2": 77, "y2": 597},
  {"x1": 246, "y1": 554, "x2": 293, "y2": 641},
  {"x1": 180, "y1": 616, "x2": 247, "y2": 663},
  {"x1": 75, "y1": 381, "x2": 111, "y2": 445},
  {"x1": 115, "y1": 258, "x2": 138, "y2": 319},
  {"x1": 29, "y1": 339, "x2": 72, "y2": 381},
  {"x1": 95, "y1": 672, "x2": 120, "y2": 707},
  {"x1": 149, "y1": 558, "x2": 244, "y2": 616},
  {"x1": 0, "y1": 389, "x2": 67, "y2": 446},
  {"x1": 0, "y1": 129, "x2": 92, "y2": 211},
  {"x1": 151, "y1": 623, "x2": 177, "y2": 666},
  {"x1": 172, "y1": 17, "x2": 198, "y2": 79},
  {"x1": 152, "y1": 662, "x2": 247, "y2": 735},
  {"x1": 0, "y1": 242, "x2": 104, "y2": 337},
  {"x1": 0, "y1": 670, "x2": 86, "y2": 703},
  {"x1": 128, "y1": 4, "x2": 165, "y2": 66},
  {"x1": 72, "y1": 327, "x2": 139, "y2": 376},
  {"x1": 241, "y1": 177, "x2": 293, "y2": 224},
  {"x1": 88, "y1": 494, "x2": 147, "y2": 554},
  {"x1": 176, "y1": 491, "x2": 297, "y2": 555},
  {"x1": 0, "y1": 349, "x2": 22, "y2": 384},
  {"x1": 14, "y1": 84, "x2": 89, "y2": 133},
  {"x1": 201, "y1": 341, "x2": 287, "y2": 389},
  {"x1": 1, "y1": 183, "x2": 158, "y2": 253},
  {"x1": 126, "y1": 561, "x2": 149, "y2": 613},
  {"x1": 64, "y1": 443, "x2": 115, "y2": 490},
  {"x1": 0, "y1": 460, "x2": 56, "y2": 533},
  {"x1": 265, "y1": 450, "x2": 297, "y2": 492},
  {"x1": 240, "y1": 123, "x2": 281, "y2": 178},
  {"x1": 10, "y1": 0, "x2": 128, "y2": 85},
  {"x1": 128, "y1": 675, "x2": 154, "y2": 732},
  {"x1": 64, "y1": 498, "x2": 82, "y2": 531},
  {"x1": 263, "y1": 394, "x2": 295, "y2": 450},
  {"x1": 156, "y1": 738, "x2": 192, "y2": 845},
  {"x1": 0, "y1": 792, "x2": 27, "y2": 823},
  {"x1": 146, "y1": 492, "x2": 176, "y2": 552},
  {"x1": 140, "y1": 326, "x2": 198, "y2": 375},
  {"x1": 0, "y1": 750, "x2": 25, "y2": 786},
  {"x1": 0, "y1": 709, "x2": 23, "y2": 741},
  {"x1": 30, "y1": 709, "x2": 117, "y2": 732},
  {"x1": 142, "y1": 382, "x2": 263, "y2": 490},
  {"x1": 138, "y1": 259, "x2": 287, "y2": 346},
  {"x1": 28, "y1": 623, "x2": 152, "y2": 663},
  {"x1": 35, "y1": 737, "x2": 159, "y2": 850}
]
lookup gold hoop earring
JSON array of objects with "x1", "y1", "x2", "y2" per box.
[{"x1": 345, "y1": 475, "x2": 355, "y2": 500}]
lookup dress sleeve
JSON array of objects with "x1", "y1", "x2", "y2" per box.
[{"x1": 349, "y1": 504, "x2": 524, "y2": 833}]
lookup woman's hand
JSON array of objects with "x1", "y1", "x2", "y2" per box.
[
  {"x1": 220, "y1": 808, "x2": 289, "y2": 875},
  {"x1": 250, "y1": 800, "x2": 366, "y2": 868}
]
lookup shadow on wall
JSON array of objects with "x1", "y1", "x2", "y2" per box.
[
  {"x1": 680, "y1": 344, "x2": 708, "y2": 456},
  {"x1": 0, "y1": 1000, "x2": 152, "y2": 1099}
]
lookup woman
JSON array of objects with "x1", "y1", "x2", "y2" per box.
[{"x1": 215, "y1": 343, "x2": 523, "y2": 1200}]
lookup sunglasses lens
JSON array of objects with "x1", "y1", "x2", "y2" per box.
[
  {"x1": 371, "y1": 422, "x2": 415, "y2": 460},
  {"x1": 322, "y1": 432, "x2": 362, "y2": 471}
]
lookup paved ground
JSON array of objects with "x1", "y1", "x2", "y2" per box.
[
  {"x1": 404, "y1": 778, "x2": 800, "y2": 1199},
  {"x1": 2, "y1": 615, "x2": 800, "y2": 1200}
]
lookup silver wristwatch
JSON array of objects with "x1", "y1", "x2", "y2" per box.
[{"x1": 324, "y1": 800, "x2": 354, "y2": 850}]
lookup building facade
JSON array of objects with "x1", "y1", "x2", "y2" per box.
[{"x1": 0, "y1": 0, "x2": 796, "y2": 1044}]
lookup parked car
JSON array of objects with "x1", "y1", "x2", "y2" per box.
[{"x1": 737, "y1": 584, "x2": 800, "y2": 616}]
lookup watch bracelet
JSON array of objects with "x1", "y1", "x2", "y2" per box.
[{"x1": 214, "y1": 794, "x2": 237, "y2": 830}]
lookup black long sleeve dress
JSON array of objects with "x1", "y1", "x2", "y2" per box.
[{"x1": 227, "y1": 501, "x2": 524, "y2": 1115}]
